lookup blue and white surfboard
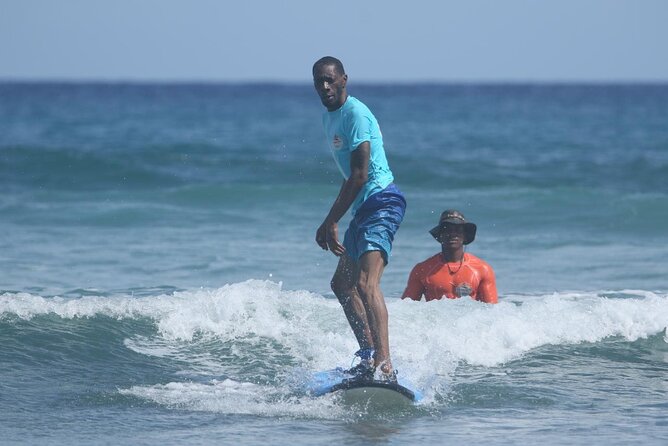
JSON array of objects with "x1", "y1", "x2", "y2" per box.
[{"x1": 306, "y1": 367, "x2": 423, "y2": 404}]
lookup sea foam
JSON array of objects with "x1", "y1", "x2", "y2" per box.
[
  {"x1": 2, "y1": 280, "x2": 667, "y2": 406},
  {"x1": 2, "y1": 282, "x2": 666, "y2": 364}
]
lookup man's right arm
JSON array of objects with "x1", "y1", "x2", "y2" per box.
[
  {"x1": 401, "y1": 265, "x2": 425, "y2": 301},
  {"x1": 315, "y1": 142, "x2": 369, "y2": 256}
]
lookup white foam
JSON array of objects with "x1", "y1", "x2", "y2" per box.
[
  {"x1": 0, "y1": 281, "x2": 359, "y2": 366},
  {"x1": 119, "y1": 378, "x2": 345, "y2": 419},
  {"x1": 3, "y1": 283, "x2": 667, "y2": 369},
  {"x1": 391, "y1": 290, "x2": 668, "y2": 371}
]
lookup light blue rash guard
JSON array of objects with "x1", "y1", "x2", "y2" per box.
[{"x1": 322, "y1": 96, "x2": 394, "y2": 214}]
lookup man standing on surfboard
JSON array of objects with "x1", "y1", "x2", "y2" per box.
[
  {"x1": 402, "y1": 210, "x2": 498, "y2": 303},
  {"x1": 312, "y1": 56, "x2": 406, "y2": 382}
]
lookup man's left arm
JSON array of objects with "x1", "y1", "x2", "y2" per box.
[{"x1": 477, "y1": 263, "x2": 498, "y2": 304}]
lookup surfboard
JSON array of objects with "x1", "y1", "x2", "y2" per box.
[{"x1": 307, "y1": 367, "x2": 423, "y2": 404}]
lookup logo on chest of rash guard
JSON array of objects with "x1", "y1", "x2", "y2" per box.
[
  {"x1": 455, "y1": 283, "x2": 473, "y2": 298},
  {"x1": 332, "y1": 134, "x2": 343, "y2": 149}
]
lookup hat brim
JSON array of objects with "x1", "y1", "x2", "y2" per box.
[{"x1": 430, "y1": 221, "x2": 477, "y2": 245}]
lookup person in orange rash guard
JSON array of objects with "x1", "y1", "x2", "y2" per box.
[{"x1": 402, "y1": 209, "x2": 498, "y2": 303}]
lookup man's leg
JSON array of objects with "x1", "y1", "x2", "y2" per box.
[
  {"x1": 330, "y1": 255, "x2": 373, "y2": 350},
  {"x1": 356, "y1": 250, "x2": 392, "y2": 374}
]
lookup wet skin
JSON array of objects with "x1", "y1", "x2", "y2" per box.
[
  {"x1": 313, "y1": 64, "x2": 348, "y2": 111},
  {"x1": 438, "y1": 223, "x2": 465, "y2": 262}
]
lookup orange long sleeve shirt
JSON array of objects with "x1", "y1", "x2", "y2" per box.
[{"x1": 402, "y1": 252, "x2": 498, "y2": 303}]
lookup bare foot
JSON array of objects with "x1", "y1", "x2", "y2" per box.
[{"x1": 376, "y1": 358, "x2": 393, "y2": 374}]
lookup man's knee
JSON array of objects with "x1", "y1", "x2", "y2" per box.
[
  {"x1": 331, "y1": 277, "x2": 352, "y2": 302},
  {"x1": 356, "y1": 276, "x2": 379, "y2": 301}
]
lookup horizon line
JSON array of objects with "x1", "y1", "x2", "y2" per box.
[{"x1": 2, "y1": 77, "x2": 668, "y2": 86}]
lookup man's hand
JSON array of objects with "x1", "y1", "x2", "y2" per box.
[
  {"x1": 315, "y1": 223, "x2": 328, "y2": 250},
  {"x1": 315, "y1": 220, "x2": 346, "y2": 256}
]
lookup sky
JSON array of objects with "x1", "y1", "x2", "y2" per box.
[{"x1": 1, "y1": 0, "x2": 667, "y2": 83}]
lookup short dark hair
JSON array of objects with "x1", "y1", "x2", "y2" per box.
[{"x1": 312, "y1": 56, "x2": 346, "y2": 76}]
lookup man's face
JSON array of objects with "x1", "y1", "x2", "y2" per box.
[
  {"x1": 313, "y1": 64, "x2": 347, "y2": 111},
  {"x1": 439, "y1": 223, "x2": 465, "y2": 250}
]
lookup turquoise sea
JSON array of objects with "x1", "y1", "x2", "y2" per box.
[{"x1": 1, "y1": 82, "x2": 667, "y2": 445}]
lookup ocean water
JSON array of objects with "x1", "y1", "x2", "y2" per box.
[{"x1": 1, "y1": 82, "x2": 667, "y2": 445}]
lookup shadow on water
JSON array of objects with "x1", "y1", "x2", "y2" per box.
[
  {"x1": 343, "y1": 420, "x2": 406, "y2": 442},
  {"x1": 326, "y1": 390, "x2": 434, "y2": 443}
]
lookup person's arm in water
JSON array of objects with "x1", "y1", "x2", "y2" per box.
[
  {"x1": 401, "y1": 264, "x2": 425, "y2": 301},
  {"x1": 476, "y1": 263, "x2": 498, "y2": 304},
  {"x1": 315, "y1": 141, "x2": 370, "y2": 256}
]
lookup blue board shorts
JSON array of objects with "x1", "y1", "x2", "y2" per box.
[{"x1": 343, "y1": 183, "x2": 406, "y2": 264}]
